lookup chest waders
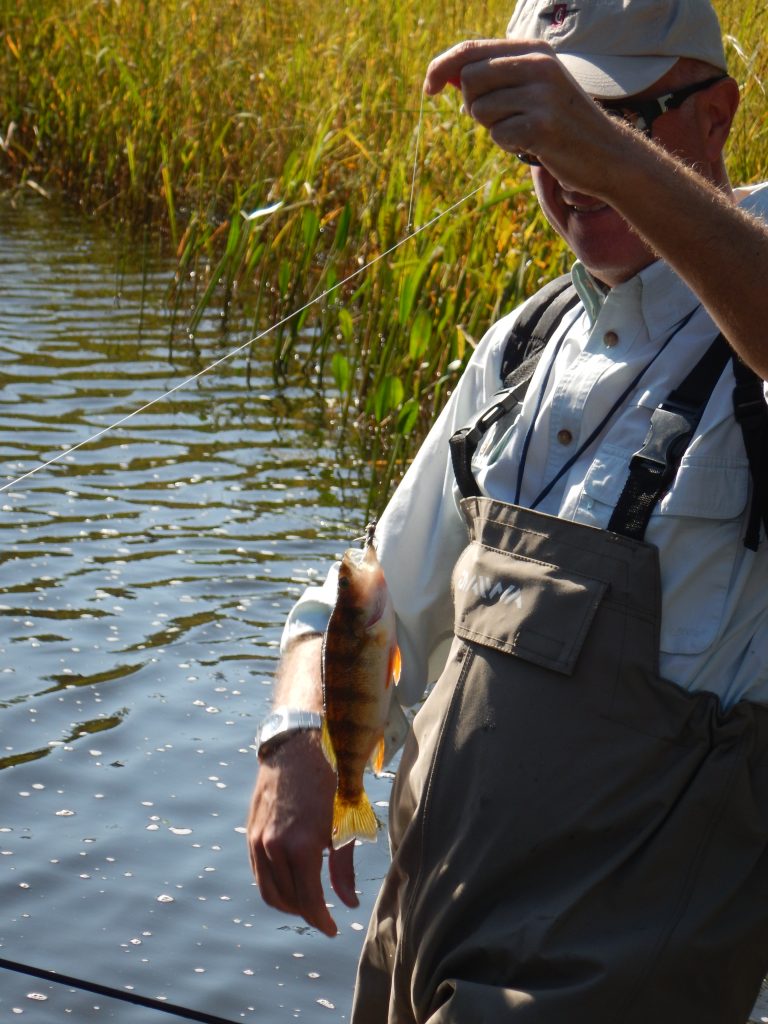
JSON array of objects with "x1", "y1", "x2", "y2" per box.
[{"x1": 351, "y1": 329, "x2": 768, "y2": 1024}]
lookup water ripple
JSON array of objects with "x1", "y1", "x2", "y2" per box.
[{"x1": 0, "y1": 198, "x2": 378, "y2": 1023}]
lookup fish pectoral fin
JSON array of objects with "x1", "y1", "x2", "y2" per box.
[
  {"x1": 331, "y1": 791, "x2": 380, "y2": 850},
  {"x1": 320, "y1": 717, "x2": 337, "y2": 772},
  {"x1": 388, "y1": 644, "x2": 402, "y2": 688},
  {"x1": 369, "y1": 735, "x2": 386, "y2": 775}
]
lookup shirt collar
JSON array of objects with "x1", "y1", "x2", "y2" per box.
[
  {"x1": 571, "y1": 262, "x2": 607, "y2": 322},
  {"x1": 571, "y1": 258, "x2": 700, "y2": 338}
]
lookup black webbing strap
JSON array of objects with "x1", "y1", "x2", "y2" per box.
[
  {"x1": 607, "y1": 333, "x2": 731, "y2": 540},
  {"x1": 500, "y1": 274, "x2": 580, "y2": 387},
  {"x1": 0, "y1": 956, "x2": 239, "y2": 1024},
  {"x1": 450, "y1": 386, "x2": 528, "y2": 499},
  {"x1": 450, "y1": 276, "x2": 581, "y2": 500},
  {"x1": 732, "y1": 353, "x2": 768, "y2": 551}
]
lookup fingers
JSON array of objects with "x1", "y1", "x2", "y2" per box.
[
  {"x1": 290, "y1": 846, "x2": 339, "y2": 938},
  {"x1": 423, "y1": 38, "x2": 551, "y2": 96},
  {"x1": 246, "y1": 734, "x2": 342, "y2": 938},
  {"x1": 253, "y1": 828, "x2": 339, "y2": 937},
  {"x1": 422, "y1": 36, "x2": 617, "y2": 182},
  {"x1": 329, "y1": 841, "x2": 359, "y2": 908},
  {"x1": 423, "y1": 39, "x2": 511, "y2": 95},
  {"x1": 251, "y1": 837, "x2": 295, "y2": 916}
]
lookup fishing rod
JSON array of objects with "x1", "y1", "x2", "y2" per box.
[{"x1": 0, "y1": 955, "x2": 241, "y2": 1023}]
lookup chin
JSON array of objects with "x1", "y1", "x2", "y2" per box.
[
  {"x1": 568, "y1": 229, "x2": 655, "y2": 287},
  {"x1": 579, "y1": 252, "x2": 656, "y2": 287}
]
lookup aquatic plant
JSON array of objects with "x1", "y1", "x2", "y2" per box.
[{"x1": 1, "y1": 0, "x2": 765, "y2": 510}]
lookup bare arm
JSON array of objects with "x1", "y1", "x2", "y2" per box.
[
  {"x1": 425, "y1": 40, "x2": 768, "y2": 379},
  {"x1": 246, "y1": 634, "x2": 357, "y2": 938},
  {"x1": 587, "y1": 132, "x2": 768, "y2": 379}
]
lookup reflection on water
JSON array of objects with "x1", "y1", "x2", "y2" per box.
[{"x1": 0, "y1": 199, "x2": 394, "y2": 1021}]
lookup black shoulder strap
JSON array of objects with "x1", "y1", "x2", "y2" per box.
[
  {"x1": 499, "y1": 273, "x2": 580, "y2": 388},
  {"x1": 450, "y1": 384, "x2": 528, "y2": 500},
  {"x1": 732, "y1": 354, "x2": 768, "y2": 551},
  {"x1": 450, "y1": 275, "x2": 582, "y2": 500},
  {"x1": 608, "y1": 333, "x2": 732, "y2": 541}
]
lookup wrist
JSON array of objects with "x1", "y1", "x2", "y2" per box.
[{"x1": 256, "y1": 705, "x2": 323, "y2": 760}]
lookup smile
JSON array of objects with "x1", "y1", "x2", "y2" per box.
[{"x1": 566, "y1": 201, "x2": 610, "y2": 214}]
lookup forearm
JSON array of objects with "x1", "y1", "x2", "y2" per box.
[
  {"x1": 600, "y1": 135, "x2": 768, "y2": 378},
  {"x1": 272, "y1": 633, "x2": 324, "y2": 711}
]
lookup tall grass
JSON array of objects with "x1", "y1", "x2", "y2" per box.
[{"x1": 2, "y1": 0, "x2": 766, "y2": 510}]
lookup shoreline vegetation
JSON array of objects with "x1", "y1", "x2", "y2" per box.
[{"x1": 2, "y1": 0, "x2": 766, "y2": 509}]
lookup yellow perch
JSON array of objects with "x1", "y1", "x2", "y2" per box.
[{"x1": 321, "y1": 522, "x2": 402, "y2": 850}]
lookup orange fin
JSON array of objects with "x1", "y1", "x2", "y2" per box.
[
  {"x1": 320, "y1": 717, "x2": 337, "y2": 772},
  {"x1": 369, "y1": 735, "x2": 386, "y2": 775},
  {"x1": 331, "y1": 790, "x2": 379, "y2": 850},
  {"x1": 386, "y1": 644, "x2": 402, "y2": 689}
]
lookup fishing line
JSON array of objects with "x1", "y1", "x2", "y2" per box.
[
  {"x1": 0, "y1": 179, "x2": 486, "y2": 495},
  {"x1": 407, "y1": 88, "x2": 426, "y2": 233},
  {"x1": 0, "y1": 955, "x2": 240, "y2": 1024},
  {"x1": 0, "y1": 90, "x2": 479, "y2": 1017}
]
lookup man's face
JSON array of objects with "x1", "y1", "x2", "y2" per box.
[{"x1": 530, "y1": 63, "x2": 728, "y2": 286}]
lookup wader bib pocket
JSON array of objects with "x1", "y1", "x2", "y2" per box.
[{"x1": 452, "y1": 540, "x2": 607, "y2": 675}]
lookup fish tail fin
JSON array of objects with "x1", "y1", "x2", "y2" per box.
[
  {"x1": 331, "y1": 790, "x2": 379, "y2": 850},
  {"x1": 320, "y1": 717, "x2": 337, "y2": 772}
]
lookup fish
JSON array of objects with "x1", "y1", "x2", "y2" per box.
[{"x1": 321, "y1": 522, "x2": 403, "y2": 850}]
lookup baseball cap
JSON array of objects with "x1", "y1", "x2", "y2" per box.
[{"x1": 506, "y1": 0, "x2": 727, "y2": 98}]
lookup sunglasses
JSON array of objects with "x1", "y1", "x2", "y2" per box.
[{"x1": 517, "y1": 74, "x2": 728, "y2": 167}]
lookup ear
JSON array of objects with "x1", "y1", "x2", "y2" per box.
[{"x1": 699, "y1": 76, "x2": 740, "y2": 163}]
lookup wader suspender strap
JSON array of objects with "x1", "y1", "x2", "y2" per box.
[
  {"x1": 500, "y1": 274, "x2": 580, "y2": 387},
  {"x1": 450, "y1": 276, "x2": 579, "y2": 499},
  {"x1": 732, "y1": 353, "x2": 768, "y2": 551},
  {"x1": 607, "y1": 333, "x2": 731, "y2": 540},
  {"x1": 451, "y1": 281, "x2": 767, "y2": 548}
]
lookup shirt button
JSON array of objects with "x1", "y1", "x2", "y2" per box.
[
  {"x1": 557, "y1": 429, "x2": 573, "y2": 445},
  {"x1": 603, "y1": 330, "x2": 619, "y2": 348}
]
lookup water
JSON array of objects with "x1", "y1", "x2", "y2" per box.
[
  {"x1": 0, "y1": 198, "x2": 395, "y2": 1022},
  {"x1": 6, "y1": 198, "x2": 768, "y2": 1024}
]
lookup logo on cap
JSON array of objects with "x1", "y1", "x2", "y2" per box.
[{"x1": 540, "y1": 3, "x2": 578, "y2": 28}]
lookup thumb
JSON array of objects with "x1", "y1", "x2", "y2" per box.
[{"x1": 329, "y1": 841, "x2": 359, "y2": 908}]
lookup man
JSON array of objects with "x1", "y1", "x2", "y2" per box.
[{"x1": 248, "y1": 0, "x2": 768, "y2": 1020}]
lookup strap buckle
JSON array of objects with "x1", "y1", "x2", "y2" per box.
[
  {"x1": 450, "y1": 388, "x2": 524, "y2": 450},
  {"x1": 628, "y1": 400, "x2": 698, "y2": 486},
  {"x1": 449, "y1": 388, "x2": 525, "y2": 500}
]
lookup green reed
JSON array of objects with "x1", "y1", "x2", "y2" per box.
[{"x1": 2, "y1": 0, "x2": 766, "y2": 512}]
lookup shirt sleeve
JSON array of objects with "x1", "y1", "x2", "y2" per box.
[{"x1": 281, "y1": 305, "x2": 528, "y2": 705}]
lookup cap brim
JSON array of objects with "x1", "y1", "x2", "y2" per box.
[{"x1": 557, "y1": 53, "x2": 678, "y2": 98}]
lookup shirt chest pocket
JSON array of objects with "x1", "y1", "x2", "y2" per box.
[{"x1": 582, "y1": 443, "x2": 750, "y2": 656}]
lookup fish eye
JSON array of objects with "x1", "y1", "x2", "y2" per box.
[{"x1": 339, "y1": 576, "x2": 351, "y2": 588}]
